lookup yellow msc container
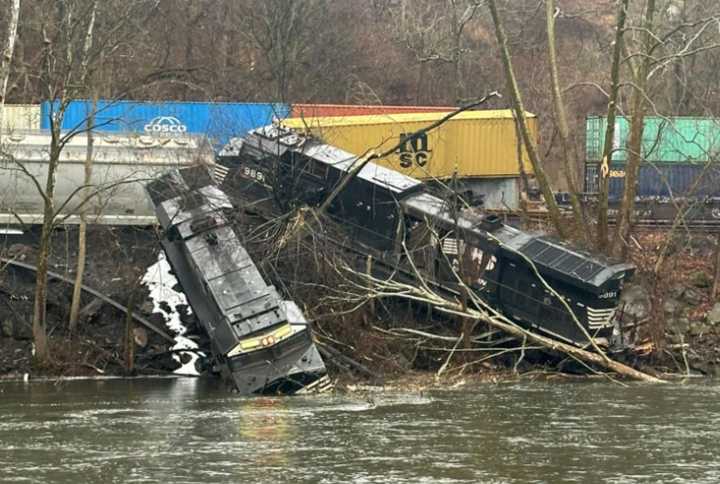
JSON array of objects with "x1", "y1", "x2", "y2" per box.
[
  {"x1": 282, "y1": 110, "x2": 536, "y2": 179},
  {"x1": 2, "y1": 104, "x2": 41, "y2": 131}
]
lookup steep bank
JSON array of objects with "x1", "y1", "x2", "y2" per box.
[{"x1": 1, "y1": 225, "x2": 719, "y2": 384}]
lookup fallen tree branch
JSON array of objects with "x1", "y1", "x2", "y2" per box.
[{"x1": 340, "y1": 261, "x2": 664, "y2": 384}]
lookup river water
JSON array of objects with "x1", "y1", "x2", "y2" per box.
[{"x1": 1, "y1": 377, "x2": 719, "y2": 483}]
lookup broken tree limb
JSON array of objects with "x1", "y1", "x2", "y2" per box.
[{"x1": 339, "y1": 261, "x2": 664, "y2": 384}]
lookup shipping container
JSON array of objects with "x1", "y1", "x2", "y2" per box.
[
  {"x1": 586, "y1": 115, "x2": 720, "y2": 164},
  {"x1": 290, "y1": 103, "x2": 456, "y2": 118},
  {"x1": 281, "y1": 110, "x2": 536, "y2": 178},
  {"x1": 41, "y1": 100, "x2": 290, "y2": 148},
  {"x1": 0, "y1": 130, "x2": 214, "y2": 225},
  {"x1": 1, "y1": 104, "x2": 41, "y2": 131},
  {"x1": 585, "y1": 162, "x2": 720, "y2": 201},
  {"x1": 280, "y1": 110, "x2": 535, "y2": 211}
]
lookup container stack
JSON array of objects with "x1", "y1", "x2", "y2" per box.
[{"x1": 585, "y1": 116, "x2": 720, "y2": 200}]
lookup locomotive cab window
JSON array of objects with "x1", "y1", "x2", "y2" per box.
[{"x1": 310, "y1": 160, "x2": 328, "y2": 179}]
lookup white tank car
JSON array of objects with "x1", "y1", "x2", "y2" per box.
[{"x1": 0, "y1": 130, "x2": 215, "y2": 225}]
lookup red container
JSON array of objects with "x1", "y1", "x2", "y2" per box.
[{"x1": 289, "y1": 103, "x2": 456, "y2": 118}]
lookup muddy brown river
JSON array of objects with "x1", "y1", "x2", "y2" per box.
[{"x1": 1, "y1": 377, "x2": 719, "y2": 483}]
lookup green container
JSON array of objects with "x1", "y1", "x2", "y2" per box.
[{"x1": 585, "y1": 116, "x2": 720, "y2": 164}]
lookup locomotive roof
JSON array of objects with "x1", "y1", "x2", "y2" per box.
[
  {"x1": 509, "y1": 236, "x2": 634, "y2": 294},
  {"x1": 149, "y1": 168, "x2": 287, "y2": 341},
  {"x1": 242, "y1": 125, "x2": 424, "y2": 196},
  {"x1": 301, "y1": 142, "x2": 423, "y2": 195}
]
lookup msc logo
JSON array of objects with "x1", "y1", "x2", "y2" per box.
[
  {"x1": 143, "y1": 116, "x2": 188, "y2": 135},
  {"x1": 397, "y1": 132, "x2": 431, "y2": 168}
]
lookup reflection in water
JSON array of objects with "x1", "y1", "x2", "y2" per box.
[
  {"x1": 1, "y1": 378, "x2": 720, "y2": 483},
  {"x1": 237, "y1": 398, "x2": 295, "y2": 469}
]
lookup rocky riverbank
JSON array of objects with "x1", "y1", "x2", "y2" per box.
[{"x1": 621, "y1": 231, "x2": 720, "y2": 376}]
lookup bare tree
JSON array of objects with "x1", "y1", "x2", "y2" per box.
[
  {"x1": 25, "y1": 0, "x2": 161, "y2": 363},
  {"x1": 67, "y1": 1, "x2": 97, "y2": 333},
  {"x1": 596, "y1": 0, "x2": 629, "y2": 251},
  {"x1": 611, "y1": 0, "x2": 657, "y2": 258},
  {"x1": 487, "y1": 0, "x2": 568, "y2": 239},
  {"x1": 237, "y1": 0, "x2": 329, "y2": 102},
  {"x1": 545, "y1": 0, "x2": 588, "y2": 243},
  {"x1": 0, "y1": 0, "x2": 21, "y2": 135}
]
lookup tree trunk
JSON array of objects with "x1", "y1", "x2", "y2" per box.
[
  {"x1": 597, "y1": 0, "x2": 629, "y2": 251},
  {"x1": 32, "y1": 223, "x2": 52, "y2": 364},
  {"x1": 713, "y1": 233, "x2": 720, "y2": 300},
  {"x1": 68, "y1": 3, "x2": 97, "y2": 332},
  {"x1": 612, "y1": 0, "x2": 656, "y2": 258},
  {"x1": 69, "y1": 99, "x2": 96, "y2": 332},
  {"x1": 32, "y1": 138, "x2": 61, "y2": 365},
  {"x1": 124, "y1": 285, "x2": 136, "y2": 374},
  {"x1": 487, "y1": 0, "x2": 568, "y2": 239},
  {"x1": 0, "y1": 0, "x2": 21, "y2": 135},
  {"x1": 545, "y1": 0, "x2": 587, "y2": 243}
]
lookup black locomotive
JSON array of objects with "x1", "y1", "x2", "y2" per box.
[
  {"x1": 217, "y1": 126, "x2": 636, "y2": 347},
  {"x1": 146, "y1": 166, "x2": 330, "y2": 394}
]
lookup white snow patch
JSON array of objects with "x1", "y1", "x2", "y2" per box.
[
  {"x1": 142, "y1": 253, "x2": 202, "y2": 376},
  {"x1": 282, "y1": 300, "x2": 308, "y2": 325}
]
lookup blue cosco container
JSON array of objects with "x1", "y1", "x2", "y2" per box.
[{"x1": 40, "y1": 100, "x2": 290, "y2": 148}]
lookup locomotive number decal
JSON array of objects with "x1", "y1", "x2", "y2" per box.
[
  {"x1": 242, "y1": 166, "x2": 266, "y2": 183},
  {"x1": 471, "y1": 248, "x2": 496, "y2": 272},
  {"x1": 397, "y1": 132, "x2": 432, "y2": 168}
]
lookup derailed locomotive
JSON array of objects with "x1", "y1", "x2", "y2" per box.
[
  {"x1": 218, "y1": 126, "x2": 636, "y2": 348},
  {"x1": 146, "y1": 166, "x2": 330, "y2": 394}
]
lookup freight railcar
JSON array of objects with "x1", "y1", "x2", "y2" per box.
[
  {"x1": 0, "y1": 130, "x2": 214, "y2": 226},
  {"x1": 1, "y1": 104, "x2": 41, "y2": 132},
  {"x1": 218, "y1": 126, "x2": 635, "y2": 348},
  {"x1": 145, "y1": 166, "x2": 330, "y2": 394},
  {"x1": 584, "y1": 115, "x2": 720, "y2": 224}
]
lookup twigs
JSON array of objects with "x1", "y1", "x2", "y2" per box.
[
  {"x1": 436, "y1": 332, "x2": 463, "y2": 378},
  {"x1": 335, "y1": 253, "x2": 664, "y2": 383}
]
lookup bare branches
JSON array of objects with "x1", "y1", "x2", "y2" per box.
[
  {"x1": 0, "y1": 0, "x2": 21, "y2": 134},
  {"x1": 487, "y1": 0, "x2": 568, "y2": 239},
  {"x1": 335, "y1": 252, "x2": 661, "y2": 382}
]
